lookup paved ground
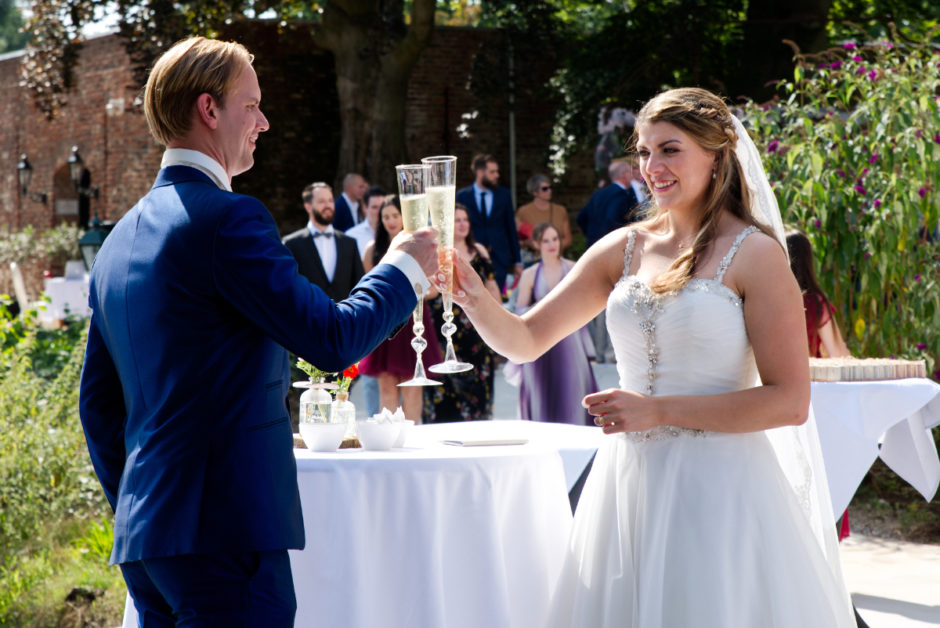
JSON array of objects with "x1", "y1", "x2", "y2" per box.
[{"x1": 358, "y1": 360, "x2": 940, "y2": 626}]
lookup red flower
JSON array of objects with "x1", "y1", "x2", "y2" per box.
[{"x1": 343, "y1": 364, "x2": 360, "y2": 379}]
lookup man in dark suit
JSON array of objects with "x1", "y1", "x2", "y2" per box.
[
  {"x1": 282, "y1": 182, "x2": 364, "y2": 301},
  {"x1": 456, "y1": 154, "x2": 522, "y2": 293},
  {"x1": 78, "y1": 37, "x2": 437, "y2": 626},
  {"x1": 576, "y1": 159, "x2": 640, "y2": 250},
  {"x1": 576, "y1": 159, "x2": 641, "y2": 362},
  {"x1": 331, "y1": 172, "x2": 368, "y2": 232}
]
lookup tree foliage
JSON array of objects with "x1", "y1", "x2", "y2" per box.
[{"x1": 0, "y1": 0, "x2": 29, "y2": 52}]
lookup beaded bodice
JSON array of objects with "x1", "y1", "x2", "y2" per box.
[{"x1": 606, "y1": 227, "x2": 760, "y2": 441}]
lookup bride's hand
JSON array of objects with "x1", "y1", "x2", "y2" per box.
[
  {"x1": 583, "y1": 388, "x2": 659, "y2": 434},
  {"x1": 443, "y1": 249, "x2": 488, "y2": 308}
]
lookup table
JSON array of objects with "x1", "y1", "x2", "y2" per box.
[
  {"x1": 123, "y1": 422, "x2": 577, "y2": 628},
  {"x1": 41, "y1": 275, "x2": 90, "y2": 321},
  {"x1": 812, "y1": 378, "x2": 940, "y2": 515}
]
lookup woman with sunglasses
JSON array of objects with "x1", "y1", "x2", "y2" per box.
[{"x1": 516, "y1": 174, "x2": 572, "y2": 265}]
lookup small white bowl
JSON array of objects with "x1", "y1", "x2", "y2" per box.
[
  {"x1": 299, "y1": 422, "x2": 346, "y2": 452},
  {"x1": 393, "y1": 420, "x2": 415, "y2": 448},
  {"x1": 356, "y1": 420, "x2": 400, "y2": 451}
]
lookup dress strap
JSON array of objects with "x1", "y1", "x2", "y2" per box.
[
  {"x1": 622, "y1": 230, "x2": 637, "y2": 277},
  {"x1": 715, "y1": 226, "x2": 759, "y2": 283}
]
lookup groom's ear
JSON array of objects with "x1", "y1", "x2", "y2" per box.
[{"x1": 195, "y1": 93, "x2": 220, "y2": 130}]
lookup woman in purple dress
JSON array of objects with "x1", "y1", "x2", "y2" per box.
[{"x1": 504, "y1": 222, "x2": 598, "y2": 424}]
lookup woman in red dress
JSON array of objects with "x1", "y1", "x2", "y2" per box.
[{"x1": 786, "y1": 229, "x2": 853, "y2": 541}]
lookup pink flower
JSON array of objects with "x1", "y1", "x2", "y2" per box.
[
  {"x1": 856, "y1": 66, "x2": 867, "y2": 75},
  {"x1": 883, "y1": 41, "x2": 894, "y2": 49},
  {"x1": 914, "y1": 274, "x2": 922, "y2": 282},
  {"x1": 873, "y1": 199, "x2": 882, "y2": 207},
  {"x1": 854, "y1": 184, "x2": 867, "y2": 195},
  {"x1": 813, "y1": 219, "x2": 822, "y2": 228},
  {"x1": 852, "y1": 55, "x2": 863, "y2": 62},
  {"x1": 843, "y1": 42, "x2": 857, "y2": 50},
  {"x1": 919, "y1": 187, "x2": 927, "y2": 198},
  {"x1": 835, "y1": 168, "x2": 847, "y2": 178},
  {"x1": 868, "y1": 154, "x2": 878, "y2": 164},
  {"x1": 868, "y1": 69, "x2": 879, "y2": 81},
  {"x1": 915, "y1": 129, "x2": 923, "y2": 139},
  {"x1": 917, "y1": 343, "x2": 928, "y2": 350},
  {"x1": 829, "y1": 61, "x2": 842, "y2": 70},
  {"x1": 767, "y1": 140, "x2": 780, "y2": 153},
  {"x1": 934, "y1": 133, "x2": 940, "y2": 144},
  {"x1": 864, "y1": 252, "x2": 872, "y2": 259}
]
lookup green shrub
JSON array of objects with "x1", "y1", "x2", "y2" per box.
[{"x1": 744, "y1": 28, "x2": 940, "y2": 374}]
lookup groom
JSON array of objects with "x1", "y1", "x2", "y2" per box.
[{"x1": 78, "y1": 37, "x2": 437, "y2": 626}]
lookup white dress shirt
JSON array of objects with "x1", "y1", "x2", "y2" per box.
[
  {"x1": 308, "y1": 223, "x2": 338, "y2": 283},
  {"x1": 346, "y1": 221, "x2": 376, "y2": 258},
  {"x1": 161, "y1": 148, "x2": 231, "y2": 191}
]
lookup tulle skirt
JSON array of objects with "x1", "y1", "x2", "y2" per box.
[{"x1": 547, "y1": 429, "x2": 855, "y2": 628}]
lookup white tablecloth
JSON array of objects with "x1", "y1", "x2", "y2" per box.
[
  {"x1": 41, "y1": 275, "x2": 90, "y2": 320},
  {"x1": 123, "y1": 421, "x2": 578, "y2": 628},
  {"x1": 813, "y1": 378, "x2": 940, "y2": 515}
]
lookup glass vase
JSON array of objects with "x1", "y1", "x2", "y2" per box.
[
  {"x1": 332, "y1": 391, "x2": 357, "y2": 438},
  {"x1": 299, "y1": 378, "x2": 333, "y2": 425}
]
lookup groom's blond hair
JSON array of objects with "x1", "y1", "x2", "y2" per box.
[{"x1": 144, "y1": 37, "x2": 253, "y2": 146}]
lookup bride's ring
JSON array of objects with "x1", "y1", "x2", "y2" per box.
[{"x1": 594, "y1": 416, "x2": 604, "y2": 427}]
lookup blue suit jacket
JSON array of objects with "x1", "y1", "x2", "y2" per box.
[
  {"x1": 332, "y1": 195, "x2": 357, "y2": 233},
  {"x1": 79, "y1": 166, "x2": 416, "y2": 564},
  {"x1": 576, "y1": 183, "x2": 639, "y2": 248},
  {"x1": 455, "y1": 185, "x2": 521, "y2": 289}
]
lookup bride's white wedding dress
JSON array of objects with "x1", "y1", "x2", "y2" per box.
[{"x1": 547, "y1": 227, "x2": 855, "y2": 628}]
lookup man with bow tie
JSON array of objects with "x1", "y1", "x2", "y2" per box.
[{"x1": 283, "y1": 182, "x2": 365, "y2": 301}]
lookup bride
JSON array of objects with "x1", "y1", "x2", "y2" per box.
[{"x1": 448, "y1": 87, "x2": 855, "y2": 627}]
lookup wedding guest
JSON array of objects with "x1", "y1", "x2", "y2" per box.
[
  {"x1": 456, "y1": 154, "x2": 523, "y2": 293},
  {"x1": 424, "y1": 204, "x2": 500, "y2": 422},
  {"x1": 360, "y1": 196, "x2": 441, "y2": 422},
  {"x1": 78, "y1": 37, "x2": 438, "y2": 626},
  {"x1": 346, "y1": 185, "x2": 385, "y2": 258},
  {"x1": 577, "y1": 159, "x2": 642, "y2": 363},
  {"x1": 332, "y1": 172, "x2": 368, "y2": 232},
  {"x1": 516, "y1": 174, "x2": 572, "y2": 264},
  {"x1": 345, "y1": 185, "x2": 386, "y2": 418},
  {"x1": 504, "y1": 222, "x2": 597, "y2": 424},
  {"x1": 449, "y1": 87, "x2": 855, "y2": 627},
  {"x1": 787, "y1": 229, "x2": 858, "y2": 552},
  {"x1": 786, "y1": 230, "x2": 851, "y2": 359},
  {"x1": 282, "y1": 181, "x2": 364, "y2": 301}
]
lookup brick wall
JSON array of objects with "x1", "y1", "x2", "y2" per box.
[{"x1": 1, "y1": 22, "x2": 598, "y2": 287}]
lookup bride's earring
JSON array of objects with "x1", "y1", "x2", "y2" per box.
[{"x1": 711, "y1": 171, "x2": 717, "y2": 180}]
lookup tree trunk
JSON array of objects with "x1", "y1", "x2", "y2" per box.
[
  {"x1": 314, "y1": 0, "x2": 435, "y2": 190},
  {"x1": 729, "y1": 0, "x2": 832, "y2": 102}
]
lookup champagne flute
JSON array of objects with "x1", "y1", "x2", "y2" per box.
[
  {"x1": 423, "y1": 155, "x2": 473, "y2": 374},
  {"x1": 396, "y1": 164, "x2": 442, "y2": 388}
]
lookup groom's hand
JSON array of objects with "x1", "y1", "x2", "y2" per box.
[{"x1": 388, "y1": 227, "x2": 439, "y2": 277}]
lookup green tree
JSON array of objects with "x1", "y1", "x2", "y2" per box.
[
  {"x1": 0, "y1": 0, "x2": 29, "y2": 53},
  {"x1": 20, "y1": 0, "x2": 435, "y2": 187}
]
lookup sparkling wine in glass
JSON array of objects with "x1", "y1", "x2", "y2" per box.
[
  {"x1": 395, "y1": 164, "x2": 441, "y2": 388},
  {"x1": 423, "y1": 155, "x2": 473, "y2": 374}
]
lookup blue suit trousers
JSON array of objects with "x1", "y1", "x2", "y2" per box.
[{"x1": 121, "y1": 550, "x2": 295, "y2": 627}]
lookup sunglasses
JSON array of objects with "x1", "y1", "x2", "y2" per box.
[{"x1": 539, "y1": 185, "x2": 551, "y2": 191}]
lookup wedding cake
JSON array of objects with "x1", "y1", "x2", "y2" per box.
[{"x1": 809, "y1": 357, "x2": 927, "y2": 382}]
